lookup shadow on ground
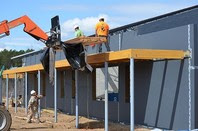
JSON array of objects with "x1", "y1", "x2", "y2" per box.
[
  {"x1": 11, "y1": 126, "x2": 51, "y2": 130},
  {"x1": 79, "y1": 121, "x2": 104, "y2": 129}
]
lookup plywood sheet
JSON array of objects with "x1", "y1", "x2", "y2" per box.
[{"x1": 64, "y1": 36, "x2": 107, "y2": 46}]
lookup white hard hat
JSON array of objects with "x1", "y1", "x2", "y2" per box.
[
  {"x1": 74, "y1": 25, "x2": 79, "y2": 29},
  {"x1": 99, "y1": 16, "x2": 104, "y2": 20},
  {"x1": 30, "y1": 90, "x2": 36, "y2": 95}
]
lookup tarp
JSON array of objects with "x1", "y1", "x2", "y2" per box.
[
  {"x1": 40, "y1": 48, "x2": 50, "y2": 74},
  {"x1": 61, "y1": 43, "x2": 86, "y2": 70},
  {"x1": 40, "y1": 47, "x2": 55, "y2": 85},
  {"x1": 40, "y1": 42, "x2": 93, "y2": 86}
]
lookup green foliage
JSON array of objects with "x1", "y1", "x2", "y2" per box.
[{"x1": 0, "y1": 49, "x2": 34, "y2": 69}]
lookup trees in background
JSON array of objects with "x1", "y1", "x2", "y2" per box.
[{"x1": 0, "y1": 49, "x2": 34, "y2": 69}]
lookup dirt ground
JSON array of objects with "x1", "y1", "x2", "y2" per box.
[{"x1": 8, "y1": 107, "x2": 150, "y2": 131}]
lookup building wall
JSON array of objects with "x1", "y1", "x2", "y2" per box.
[
  {"x1": 24, "y1": 25, "x2": 193, "y2": 130},
  {"x1": 1, "y1": 78, "x2": 24, "y2": 102},
  {"x1": 17, "y1": 8, "x2": 198, "y2": 130}
]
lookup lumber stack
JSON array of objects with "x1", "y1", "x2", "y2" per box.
[{"x1": 64, "y1": 36, "x2": 107, "y2": 45}]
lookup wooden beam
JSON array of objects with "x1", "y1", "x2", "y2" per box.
[
  {"x1": 55, "y1": 60, "x2": 70, "y2": 68},
  {"x1": 2, "y1": 73, "x2": 24, "y2": 79},
  {"x1": 64, "y1": 36, "x2": 107, "y2": 46},
  {"x1": 3, "y1": 64, "x2": 43, "y2": 75},
  {"x1": 105, "y1": 49, "x2": 131, "y2": 62},
  {"x1": 87, "y1": 53, "x2": 106, "y2": 64},
  {"x1": 131, "y1": 49, "x2": 187, "y2": 60}
]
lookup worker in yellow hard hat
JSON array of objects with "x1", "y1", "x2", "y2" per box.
[{"x1": 95, "y1": 17, "x2": 110, "y2": 53}]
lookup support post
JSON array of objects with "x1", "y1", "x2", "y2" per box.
[
  {"x1": 118, "y1": 33, "x2": 122, "y2": 50},
  {"x1": 0, "y1": 77, "x2": 2, "y2": 103},
  {"x1": 14, "y1": 73, "x2": 17, "y2": 113},
  {"x1": 104, "y1": 62, "x2": 108, "y2": 131},
  {"x1": 86, "y1": 73, "x2": 89, "y2": 118},
  {"x1": 75, "y1": 70, "x2": 79, "y2": 128},
  {"x1": 38, "y1": 70, "x2": 41, "y2": 117},
  {"x1": 54, "y1": 68, "x2": 57, "y2": 123},
  {"x1": 25, "y1": 72, "x2": 28, "y2": 114},
  {"x1": 6, "y1": 74, "x2": 8, "y2": 110},
  {"x1": 130, "y1": 58, "x2": 134, "y2": 131}
]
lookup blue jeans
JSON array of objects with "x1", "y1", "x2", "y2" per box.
[{"x1": 97, "y1": 36, "x2": 110, "y2": 53}]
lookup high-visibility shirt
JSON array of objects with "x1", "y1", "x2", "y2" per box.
[
  {"x1": 95, "y1": 21, "x2": 109, "y2": 36},
  {"x1": 75, "y1": 29, "x2": 84, "y2": 38}
]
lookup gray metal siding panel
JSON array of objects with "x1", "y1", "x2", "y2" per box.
[
  {"x1": 26, "y1": 56, "x2": 31, "y2": 66},
  {"x1": 40, "y1": 73, "x2": 47, "y2": 109},
  {"x1": 134, "y1": 61, "x2": 153, "y2": 124},
  {"x1": 89, "y1": 101, "x2": 104, "y2": 119},
  {"x1": 15, "y1": 8, "x2": 198, "y2": 130},
  {"x1": 60, "y1": 51, "x2": 65, "y2": 60},
  {"x1": 35, "y1": 53, "x2": 41, "y2": 64},
  {"x1": 56, "y1": 51, "x2": 61, "y2": 61},
  {"x1": 138, "y1": 8, "x2": 198, "y2": 35},
  {"x1": 143, "y1": 61, "x2": 166, "y2": 126},
  {"x1": 109, "y1": 35, "x2": 119, "y2": 52},
  {"x1": 193, "y1": 24, "x2": 198, "y2": 128},
  {"x1": 57, "y1": 71, "x2": 65, "y2": 112},
  {"x1": 118, "y1": 63, "x2": 130, "y2": 123},
  {"x1": 45, "y1": 73, "x2": 54, "y2": 108},
  {"x1": 122, "y1": 25, "x2": 188, "y2": 50},
  {"x1": 65, "y1": 69, "x2": 72, "y2": 114},
  {"x1": 134, "y1": 60, "x2": 189, "y2": 130},
  {"x1": 78, "y1": 71, "x2": 88, "y2": 116}
]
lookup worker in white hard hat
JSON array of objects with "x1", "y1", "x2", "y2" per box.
[
  {"x1": 74, "y1": 25, "x2": 84, "y2": 38},
  {"x1": 95, "y1": 17, "x2": 110, "y2": 53},
  {"x1": 27, "y1": 90, "x2": 43, "y2": 123}
]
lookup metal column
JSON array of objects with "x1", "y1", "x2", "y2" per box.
[
  {"x1": 25, "y1": 72, "x2": 28, "y2": 114},
  {"x1": 75, "y1": 70, "x2": 79, "y2": 128},
  {"x1": 38, "y1": 70, "x2": 41, "y2": 117},
  {"x1": 6, "y1": 74, "x2": 8, "y2": 110},
  {"x1": 130, "y1": 58, "x2": 134, "y2": 131},
  {"x1": 0, "y1": 77, "x2": 2, "y2": 103},
  {"x1": 86, "y1": 73, "x2": 89, "y2": 118},
  {"x1": 118, "y1": 33, "x2": 122, "y2": 51},
  {"x1": 14, "y1": 74, "x2": 17, "y2": 113},
  {"x1": 104, "y1": 62, "x2": 108, "y2": 131},
  {"x1": 54, "y1": 68, "x2": 57, "y2": 122}
]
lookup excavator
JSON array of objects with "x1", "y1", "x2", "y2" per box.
[{"x1": 0, "y1": 15, "x2": 106, "y2": 130}]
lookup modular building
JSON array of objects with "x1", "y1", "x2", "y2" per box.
[{"x1": 2, "y1": 5, "x2": 198, "y2": 130}]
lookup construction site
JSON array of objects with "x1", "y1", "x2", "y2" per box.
[{"x1": 0, "y1": 3, "x2": 198, "y2": 131}]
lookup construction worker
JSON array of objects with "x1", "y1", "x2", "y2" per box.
[
  {"x1": 95, "y1": 17, "x2": 110, "y2": 53},
  {"x1": 16, "y1": 95, "x2": 23, "y2": 107},
  {"x1": 27, "y1": 90, "x2": 43, "y2": 123},
  {"x1": 74, "y1": 25, "x2": 84, "y2": 38}
]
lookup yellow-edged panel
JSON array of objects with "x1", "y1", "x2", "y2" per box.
[
  {"x1": 55, "y1": 60, "x2": 70, "y2": 68},
  {"x1": 131, "y1": 49, "x2": 186, "y2": 60},
  {"x1": 105, "y1": 49, "x2": 131, "y2": 62},
  {"x1": 87, "y1": 53, "x2": 106, "y2": 64},
  {"x1": 2, "y1": 73, "x2": 24, "y2": 79},
  {"x1": 2, "y1": 48, "x2": 188, "y2": 75}
]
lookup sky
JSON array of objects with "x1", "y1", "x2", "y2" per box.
[{"x1": 0, "y1": 0, "x2": 197, "y2": 51}]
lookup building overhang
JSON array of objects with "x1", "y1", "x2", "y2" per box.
[{"x1": 2, "y1": 48, "x2": 190, "y2": 78}]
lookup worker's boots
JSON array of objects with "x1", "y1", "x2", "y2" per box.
[{"x1": 26, "y1": 119, "x2": 31, "y2": 123}]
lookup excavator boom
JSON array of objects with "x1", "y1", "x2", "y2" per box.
[{"x1": 0, "y1": 15, "x2": 48, "y2": 41}]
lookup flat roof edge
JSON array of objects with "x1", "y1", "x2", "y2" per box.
[{"x1": 3, "y1": 48, "x2": 188, "y2": 75}]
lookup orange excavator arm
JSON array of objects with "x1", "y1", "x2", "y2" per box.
[{"x1": 0, "y1": 15, "x2": 48, "y2": 41}]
